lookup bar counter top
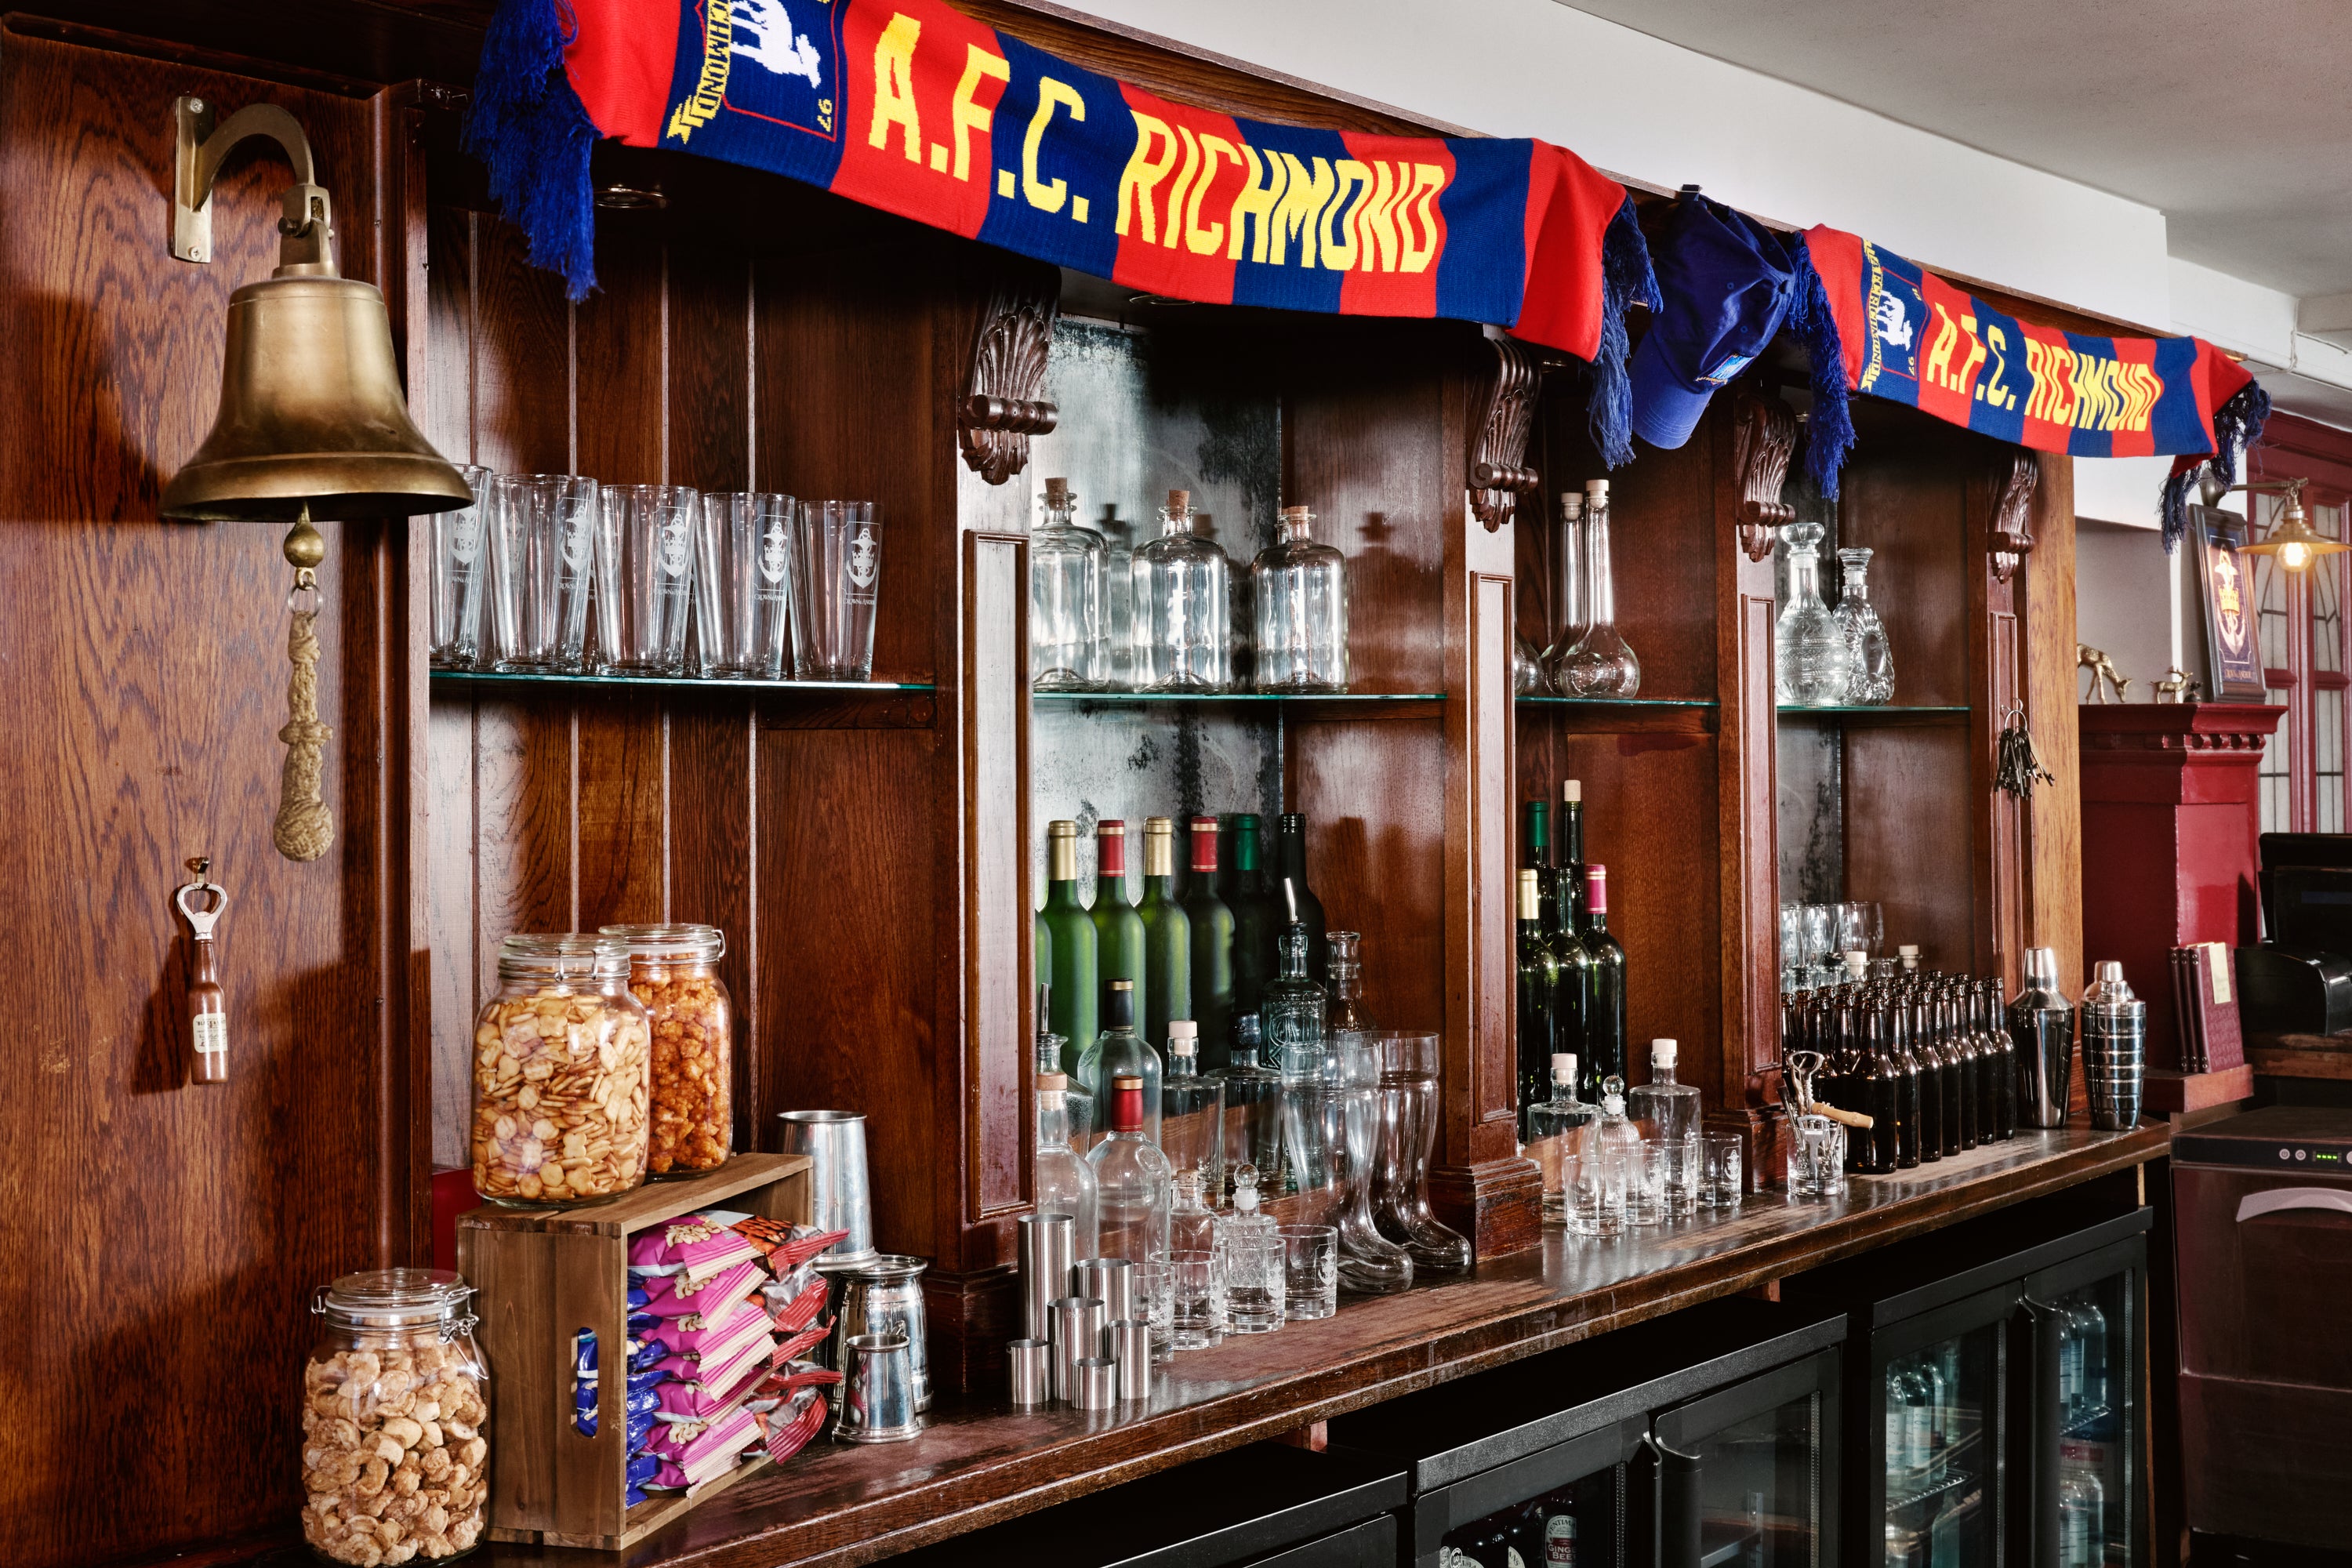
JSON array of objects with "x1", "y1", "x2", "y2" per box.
[{"x1": 481, "y1": 1123, "x2": 2168, "y2": 1568}]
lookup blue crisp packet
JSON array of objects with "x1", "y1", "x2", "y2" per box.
[
  {"x1": 575, "y1": 1330, "x2": 667, "y2": 1379},
  {"x1": 628, "y1": 1284, "x2": 651, "y2": 1310}
]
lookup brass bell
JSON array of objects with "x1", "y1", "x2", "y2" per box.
[{"x1": 160, "y1": 98, "x2": 468, "y2": 522}]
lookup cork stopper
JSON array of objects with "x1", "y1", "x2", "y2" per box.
[
  {"x1": 1044, "y1": 477, "x2": 1071, "y2": 506},
  {"x1": 1563, "y1": 779, "x2": 1581, "y2": 804},
  {"x1": 1165, "y1": 488, "x2": 1190, "y2": 514},
  {"x1": 1281, "y1": 504, "x2": 1312, "y2": 522},
  {"x1": 1560, "y1": 492, "x2": 1583, "y2": 517},
  {"x1": 1584, "y1": 478, "x2": 1610, "y2": 501},
  {"x1": 1038, "y1": 1072, "x2": 1067, "y2": 1091}
]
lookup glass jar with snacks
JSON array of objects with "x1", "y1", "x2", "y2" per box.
[
  {"x1": 470, "y1": 934, "x2": 652, "y2": 1207},
  {"x1": 599, "y1": 922, "x2": 734, "y2": 1175},
  {"x1": 302, "y1": 1269, "x2": 489, "y2": 1565}
]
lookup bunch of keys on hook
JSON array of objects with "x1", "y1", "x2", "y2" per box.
[{"x1": 175, "y1": 856, "x2": 230, "y2": 1085}]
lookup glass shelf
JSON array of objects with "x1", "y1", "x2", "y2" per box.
[
  {"x1": 1778, "y1": 703, "x2": 1969, "y2": 716},
  {"x1": 1517, "y1": 695, "x2": 1719, "y2": 709},
  {"x1": 429, "y1": 670, "x2": 935, "y2": 694},
  {"x1": 1032, "y1": 690, "x2": 1442, "y2": 705}
]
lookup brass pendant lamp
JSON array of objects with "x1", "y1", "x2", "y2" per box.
[{"x1": 161, "y1": 97, "x2": 470, "y2": 860}]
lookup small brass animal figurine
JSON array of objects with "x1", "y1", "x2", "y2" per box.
[
  {"x1": 2077, "y1": 643, "x2": 2132, "y2": 703},
  {"x1": 2152, "y1": 666, "x2": 2201, "y2": 703}
]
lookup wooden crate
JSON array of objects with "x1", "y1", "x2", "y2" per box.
[{"x1": 457, "y1": 1152, "x2": 812, "y2": 1550}]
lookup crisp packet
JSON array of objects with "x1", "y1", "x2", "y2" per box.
[
  {"x1": 642, "y1": 1294, "x2": 769, "y2": 1360},
  {"x1": 575, "y1": 1398, "x2": 656, "y2": 1450},
  {"x1": 625, "y1": 1450, "x2": 659, "y2": 1509},
  {"x1": 764, "y1": 1272, "x2": 830, "y2": 1337},
  {"x1": 575, "y1": 1330, "x2": 667, "y2": 1378},
  {"x1": 753, "y1": 1379, "x2": 832, "y2": 1464},
  {"x1": 640, "y1": 1259, "x2": 765, "y2": 1319},
  {"x1": 629, "y1": 1212, "x2": 762, "y2": 1291},
  {"x1": 650, "y1": 1322, "x2": 776, "y2": 1386},
  {"x1": 731, "y1": 1217, "x2": 851, "y2": 1273},
  {"x1": 652, "y1": 1355, "x2": 768, "y2": 1423},
  {"x1": 643, "y1": 1406, "x2": 763, "y2": 1490}
]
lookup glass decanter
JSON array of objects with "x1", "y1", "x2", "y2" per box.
[
  {"x1": 1211, "y1": 1017, "x2": 1285, "y2": 1206},
  {"x1": 1515, "y1": 631, "x2": 1550, "y2": 695},
  {"x1": 1261, "y1": 925, "x2": 1328, "y2": 1082},
  {"x1": 1132, "y1": 488, "x2": 1232, "y2": 691},
  {"x1": 1556, "y1": 479, "x2": 1641, "y2": 696},
  {"x1": 1167, "y1": 1171, "x2": 1225, "y2": 1348},
  {"x1": 1625, "y1": 1038, "x2": 1702, "y2": 1218},
  {"x1": 1160, "y1": 1022, "x2": 1225, "y2": 1202},
  {"x1": 1594, "y1": 1075, "x2": 1655, "y2": 1225},
  {"x1": 1833, "y1": 545, "x2": 1894, "y2": 704},
  {"x1": 1332, "y1": 1032, "x2": 1414, "y2": 1294},
  {"x1": 1035, "y1": 1068, "x2": 1100, "y2": 1260},
  {"x1": 1524, "y1": 1052, "x2": 1599, "y2": 1226},
  {"x1": 1539, "y1": 491, "x2": 1586, "y2": 685},
  {"x1": 1086, "y1": 1072, "x2": 1172, "y2": 1267},
  {"x1": 1774, "y1": 521, "x2": 1851, "y2": 706},
  {"x1": 1216, "y1": 1163, "x2": 1285, "y2": 1332},
  {"x1": 1253, "y1": 504, "x2": 1348, "y2": 692},
  {"x1": 1029, "y1": 476, "x2": 1108, "y2": 691}
]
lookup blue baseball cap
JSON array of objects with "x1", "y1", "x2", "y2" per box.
[{"x1": 1630, "y1": 188, "x2": 1800, "y2": 450}]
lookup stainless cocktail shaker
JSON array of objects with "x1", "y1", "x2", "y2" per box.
[
  {"x1": 2081, "y1": 960, "x2": 2147, "y2": 1131},
  {"x1": 2009, "y1": 946, "x2": 2075, "y2": 1129}
]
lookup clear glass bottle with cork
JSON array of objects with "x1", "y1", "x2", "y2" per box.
[
  {"x1": 1253, "y1": 503, "x2": 1348, "y2": 691},
  {"x1": 1556, "y1": 479, "x2": 1641, "y2": 697},
  {"x1": 1133, "y1": 488, "x2": 1232, "y2": 691},
  {"x1": 1029, "y1": 475, "x2": 1108, "y2": 691}
]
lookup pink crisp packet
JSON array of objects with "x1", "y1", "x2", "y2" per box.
[
  {"x1": 644, "y1": 1406, "x2": 762, "y2": 1489},
  {"x1": 640, "y1": 1260, "x2": 764, "y2": 1320},
  {"x1": 630, "y1": 1213, "x2": 761, "y2": 1292},
  {"x1": 652, "y1": 1352, "x2": 768, "y2": 1422},
  {"x1": 647, "y1": 1303, "x2": 774, "y2": 1367}
]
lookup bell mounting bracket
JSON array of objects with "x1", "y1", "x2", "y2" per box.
[{"x1": 172, "y1": 96, "x2": 335, "y2": 272}]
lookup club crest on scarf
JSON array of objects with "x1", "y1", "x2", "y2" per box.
[{"x1": 666, "y1": 0, "x2": 843, "y2": 147}]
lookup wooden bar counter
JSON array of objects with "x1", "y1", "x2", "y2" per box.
[{"x1": 468, "y1": 1124, "x2": 2165, "y2": 1568}]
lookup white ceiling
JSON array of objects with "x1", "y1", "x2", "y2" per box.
[{"x1": 1560, "y1": 0, "x2": 2352, "y2": 299}]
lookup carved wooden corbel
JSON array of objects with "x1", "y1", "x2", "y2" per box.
[
  {"x1": 959, "y1": 270, "x2": 1059, "y2": 485},
  {"x1": 1730, "y1": 388, "x2": 1797, "y2": 561},
  {"x1": 1468, "y1": 335, "x2": 1557, "y2": 529},
  {"x1": 1987, "y1": 451, "x2": 2038, "y2": 581}
]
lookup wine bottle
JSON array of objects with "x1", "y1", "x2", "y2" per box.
[
  {"x1": 1226, "y1": 813, "x2": 1280, "y2": 1030},
  {"x1": 1180, "y1": 815, "x2": 1236, "y2": 1069},
  {"x1": 1274, "y1": 811, "x2": 1328, "y2": 978},
  {"x1": 1041, "y1": 821, "x2": 1098, "y2": 1076},
  {"x1": 1137, "y1": 816, "x2": 1192, "y2": 1051},
  {"x1": 1559, "y1": 779, "x2": 1589, "y2": 932},
  {"x1": 1580, "y1": 866, "x2": 1628, "y2": 1100},
  {"x1": 1516, "y1": 869, "x2": 1559, "y2": 1131},
  {"x1": 1091, "y1": 819, "x2": 1148, "y2": 1034},
  {"x1": 1523, "y1": 799, "x2": 1558, "y2": 932},
  {"x1": 1079, "y1": 978, "x2": 1163, "y2": 1147}
]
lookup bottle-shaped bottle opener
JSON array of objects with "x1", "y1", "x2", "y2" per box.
[{"x1": 175, "y1": 857, "x2": 229, "y2": 1084}]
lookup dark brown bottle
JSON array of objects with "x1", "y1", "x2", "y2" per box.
[
  {"x1": 1981, "y1": 977, "x2": 2019, "y2": 1141},
  {"x1": 1945, "y1": 982, "x2": 1980, "y2": 1151},
  {"x1": 1907, "y1": 988, "x2": 1943, "y2": 1163},
  {"x1": 1856, "y1": 999, "x2": 1901, "y2": 1174},
  {"x1": 1892, "y1": 990, "x2": 1923, "y2": 1168},
  {"x1": 1931, "y1": 985, "x2": 1962, "y2": 1159}
]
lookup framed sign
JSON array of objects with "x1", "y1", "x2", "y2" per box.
[{"x1": 2188, "y1": 504, "x2": 2268, "y2": 699}]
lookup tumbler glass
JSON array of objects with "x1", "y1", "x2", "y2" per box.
[
  {"x1": 1788, "y1": 1113, "x2": 1847, "y2": 1200},
  {"x1": 487, "y1": 474, "x2": 597, "y2": 672},
  {"x1": 1700, "y1": 1133, "x2": 1744, "y2": 1210},
  {"x1": 1136, "y1": 1259, "x2": 1176, "y2": 1363},
  {"x1": 1277, "y1": 1225, "x2": 1338, "y2": 1321},
  {"x1": 792, "y1": 500, "x2": 883, "y2": 681},
  {"x1": 694, "y1": 491, "x2": 795, "y2": 677},
  {"x1": 1628, "y1": 1135, "x2": 1667, "y2": 1225},
  {"x1": 1567, "y1": 1140, "x2": 1629, "y2": 1238},
  {"x1": 593, "y1": 483, "x2": 699, "y2": 673},
  {"x1": 429, "y1": 463, "x2": 493, "y2": 670},
  {"x1": 1167, "y1": 1250, "x2": 1224, "y2": 1350}
]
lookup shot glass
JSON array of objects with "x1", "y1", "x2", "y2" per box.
[
  {"x1": 428, "y1": 463, "x2": 492, "y2": 670},
  {"x1": 1567, "y1": 1140, "x2": 1630, "y2": 1238},
  {"x1": 791, "y1": 499, "x2": 883, "y2": 680},
  {"x1": 486, "y1": 473, "x2": 597, "y2": 672},
  {"x1": 594, "y1": 482, "x2": 700, "y2": 673},
  {"x1": 694, "y1": 491, "x2": 796, "y2": 677},
  {"x1": 1700, "y1": 1133, "x2": 1744, "y2": 1210},
  {"x1": 1277, "y1": 1225, "x2": 1338, "y2": 1321},
  {"x1": 1167, "y1": 1249, "x2": 1225, "y2": 1350}
]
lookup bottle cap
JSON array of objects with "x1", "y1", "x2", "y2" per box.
[
  {"x1": 1563, "y1": 779, "x2": 1581, "y2": 804},
  {"x1": 1110, "y1": 979, "x2": 1132, "y2": 992},
  {"x1": 1109, "y1": 1074, "x2": 1145, "y2": 1134},
  {"x1": 1560, "y1": 492, "x2": 1583, "y2": 517},
  {"x1": 1044, "y1": 476, "x2": 1071, "y2": 505},
  {"x1": 1898, "y1": 944, "x2": 1920, "y2": 956},
  {"x1": 1099, "y1": 819, "x2": 1126, "y2": 836},
  {"x1": 1651, "y1": 1038, "x2": 1677, "y2": 1068},
  {"x1": 1584, "y1": 478, "x2": 1610, "y2": 500},
  {"x1": 1552, "y1": 1051, "x2": 1576, "y2": 1080},
  {"x1": 1047, "y1": 819, "x2": 1076, "y2": 837},
  {"x1": 1603, "y1": 1092, "x2": 1625, "y2": 1115},
  {"x1": 2094, "y1": 960, "x2": 2123, "y2": 983},
  {"x1": 1585, "y1": 864, "x2": 1608, "y2": 915},
  {"x1": 1169, "y1": 1018, "x2": 1197, "y2": 1040},
  {"x1": 1232, "y1": 1163, "x2": 1261, "y2": 1212}
]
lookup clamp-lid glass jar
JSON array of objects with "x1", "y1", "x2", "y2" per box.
[
  {"x1": 599, "y1": 923, "x2": 734, "y2": 1176},
  {"x1": 470, "y1": 934, "x2": 652, "y2": 1207},
  {"x1": 302, "y1": 1268, "x2": 489, "y2": 1564}
]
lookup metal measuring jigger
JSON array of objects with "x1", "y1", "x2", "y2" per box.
[
  {"x1": 1048, "y1": 1295, "x2": 1105, "y2": 1403},
  {"x1": 1018, "y1": 1212, "x2": 1075, "y2": 1341},
  {"x1": 1073, "y1": 1356, "x2": 1118, "y2": 1410},
  {"x1": 776, "y1": 1109, "x2": 876, "y2": 1263},
  {"x1": 1110, "y1": 1319, "x2": 1152, "y2": 1401},
  {"x1": 833, "y1": 1332, "x2": 924, "y2": 1443},
  {"x1": 1075, "y1": 1257, "x2": 1136, "y2": 1325},
  {"x1": 1007, "y1": 1338, "x2": 1051, "y2": 1406}
]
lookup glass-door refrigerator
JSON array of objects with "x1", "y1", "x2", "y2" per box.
[
  {"x1": 1784, "y1": 1203, "x2": 2149, "y2": 1568},
  {"x1": 1327, "y1": 1298, "x2": 1844, "y2": 1568}
]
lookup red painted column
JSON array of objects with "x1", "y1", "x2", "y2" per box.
[{"x1": 2078, "y1": 702, "x2": 2285, "y2": 1065}]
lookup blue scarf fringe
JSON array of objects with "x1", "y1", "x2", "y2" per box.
[
  {"x1": 1785, "y1": 240, "x2": 1855, "y2": 499},
  {"x1": 1588, "y1": 194, "x2": 1661, "y2": 470},
  {"x1": 2161, "y1": 379, "x2": 2273, "y2": 551},
  {"x1": 466, "y1": 0, "x2": 600, "y2": 301}
]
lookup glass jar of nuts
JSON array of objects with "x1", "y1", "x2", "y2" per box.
[
  {"x1": 600, "y1": 923, "x2": 734, "y2": 1176},
  {"x1": 302, "y1": 1269, "x2": 489, "y2": 1564},
  {"x1": 470, "y1": 935, "x2": 652, "y2": 1207}
]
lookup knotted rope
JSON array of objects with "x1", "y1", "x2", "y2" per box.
[{"x1": 274, "y1": 601, "x2": 335, "y2": 862}]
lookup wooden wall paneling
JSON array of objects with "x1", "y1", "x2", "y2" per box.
[
  {"x1": 2020, "y1": 454, "x2": 2083, "y2": 995},
  {"x1": 1839, "y1": 403, "x2": 1973, "y2": 708},
  {"x1": 1844, "y1": 725, "x2": 1980, "y2": 973},
  {"x1": 1290, "y1": 716, "x2": 1451, "y2": 1033},
  {"x1": 0, "y1": 28, "x2": 416, "y2": 1568},
  {"x1": 1967, "y1": 448, "x2": 2028, "y2": 984}
]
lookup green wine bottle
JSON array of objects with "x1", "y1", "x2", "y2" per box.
[
  {"x1": 1040, "y1": 820, "x2": 1098, "y2": 1076},
  {"x1": 1091, "y1": 819, "x2": 1148, "y2": 1033},
  {"x1": 1180, "y1": 814, "x2": 1236, "y2": 1069},
  {"x1": 1559, "y1": 779, "x2": 1589, "y2": 933},
  {"x1": 1137, "y1": 817, "x2": 1192, "y2": 1051},
  {"x1": 1581, "y1": 863, "x2": 1628, "y2": 1101},
  {"x1": 1523, "y1": 798, "x2": 1558, "y2": 932},
  {"x1": 1274, "y1": 812, "x2": 1328, "y2": 978},
  {"x1": 1226, "y1": 813, "x2": 1280, "y2": 1033},
  {"x1": 1515, "y1": 869, "x2": 1559, "y2": 1134}
]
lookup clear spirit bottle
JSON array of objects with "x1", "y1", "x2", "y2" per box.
[
  {"x1": 1539, "y1": 491, "x2": 1586, "y2": 687},
  {"x1": 1035, "y1": 1069, "x2": 1099, "y2": 1259},
  {"x1": 1626, "y1": 1039, "x2": 1702, "y2": 1218},
  {"x1": 1078, "y1": 979, "x2": 1163, "y2": 1148},
  {"x1": 1029, "y1": 476, "x2": 1108, "y2": 691},
  {"x1": 1132, "y1": 488, "x2": 1232, "y2": 691},
  {"x1": 1159, "y1": 1022, "x2": 1225, "y2": 1201},
  {"x1": 1774, "y1": 521, "x2": 1851, "y2": 706},
  {"x1": 1261, "y1": 925, "x2": 1328, "y2": 1082},
  {"x1": 1524, "y1": 1053, "x2": 1598, "y2": 1225},
  {"x1": 1136, "y1": 817, "x2": 1191, "y2": 1051},
  {"x1": 1557, "y1": 479, "x2": 1641, "y2": 697},
  {"x1": 1215, "y1": 1163, "x2": 1284, "y2": 1332},
  {"x1": 1167, "y1": 1170, "x2": 1225, "y2": 1348},
  {"x1": 1832, "y1": 545, "x2": 1894, "y2": 703},
  {"x1": 1212, "y1": 1017, "x2": 1285, "y2": 1206},
  {"x1": 1087, "y1": 1071, "x2": 1173, "y2": 1268},
  {"x1": 1253, "y1": 504, "x2": 1348, "y2": 692}
]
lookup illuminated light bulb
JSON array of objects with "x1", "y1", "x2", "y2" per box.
[{"x1": 2282, "y1": 539, "x2": 2312, "y2": 572}]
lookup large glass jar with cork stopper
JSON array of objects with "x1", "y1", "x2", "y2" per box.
[
  {"x1": 1132, "y1": 488, "x2": 1232, "y2": 691},
  {"x1": 598, "y1": 923, "x2": 732, "y2": 1175},
  {"x1": 470, "y1": 935, "x2": 652, "y2": 1207},
  {"x1": 1252, "y1": 503, "x2": 1348, "y2": 692},
  {"x1": 1029, "y1": 475, "x2": 1109, "y2": 691}
]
